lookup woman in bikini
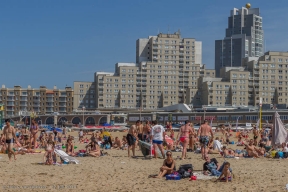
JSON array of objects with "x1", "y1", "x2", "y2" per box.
[
  {"x1": 156, "y1": 151, "x2": 176, "y2": 178},
  {"x1": 179, "y1": 120, "x2": 193, "y2": 160},
  {"x1": 30, "y1": 119, "x2": 39, "y2": 149},
  {"x1": 87, "y1": 141, "x2": 101, "y2": 157},
  {"x1": 43, "y1": 139, "x2": 55, "y2": 164},
  {"x1": 66, "y1": 139, "x2": 76, "y2": 157}
]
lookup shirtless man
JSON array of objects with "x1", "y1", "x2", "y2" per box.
[
  {"x1": 252, "y1": 126, "x2": 259, "y2": 146},
  {"x1": 179, "y1": 120, "x2": 193, "y2": 160},
  {"x1": 244, "y1": 139, "x2": 259, "y2": 158},
  {"x1": 142, "y1": 121, "x2": 151, "y2": 142},
  {"x1": 197, "y1": 120, "x2": 214, "y2": 159},
  {"x1": 126, "y1": 125, "x2": 137, "y2": 158},
  {"x1": 136, "y1": 120, "x2": 144, "y2": 141},
  {"x1": 113, "y1": 137, "x2": 122, "y2": 149},
  {"x1": 1, "y1": 119, "x2": 17, "y2": 161},
  {"x1": 189, "y1": 124, "x2": 196, "y2": 152}
]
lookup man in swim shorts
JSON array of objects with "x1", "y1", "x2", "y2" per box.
[
  {"x1": 126, "y1": 125, "x2": 137, "y2": 158},
  {"x1": 150, "y1": 120, "x2": 166, "y2": 159},
  {"x1": 1, "y1": 119, "x2": 17, "y2": 161},
  {"x1": 197, "y1": 120, "x2": 214, "y2": 160}
]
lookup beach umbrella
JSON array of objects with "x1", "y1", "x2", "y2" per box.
[{"x1": 271, "y1": 111, "x2": 288, "y2": 147}]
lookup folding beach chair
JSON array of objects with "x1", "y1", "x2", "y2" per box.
[{"x1": 54, "y1": 149, "x2": 80, "y2": 164}]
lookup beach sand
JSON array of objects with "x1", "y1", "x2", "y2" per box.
[{"x1": 0, "y1": 130, "x2": 287, "y2": 192}]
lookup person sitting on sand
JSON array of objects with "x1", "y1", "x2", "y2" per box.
[
  {"x1": 43, "y1": 139, "x2": 55, "y2": 163},
  {"x1": 208, "y1": 139, "x2": 220, "y2": 154},
  {"x1": 203, "y1": 155, "x2": 220, "y2": 175},
  {"x1": 156, "y1": 151, "x2": 176, "y2": 178},
  {"x1": 216, "y1": 162, "x2": 231, "y2": 182},
  {"x1": 113, "y1": 137, "x2": 122, "y2": 149},
  {"x1": 255, "y1": 143, "x2": 266, "y2": 157},
  {"x1": 243, "y1": 139, "x2": 259, "y2": 158},
  {"x1": 66, "y1": 139, "x2": 76, "y2": 157},
  {"x1": 87, "y1": 141, "x2": 101, "y2": 157},
  {"x1": 213, "y1": 137, "x2": 222, "y2": 152},
  {"x1": 281, "y1": 142, "x2": 288, "y2": 152}
]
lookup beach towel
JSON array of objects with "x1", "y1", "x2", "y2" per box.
[
  {"x1": 272, "y1": 111, "x2": 288, "y2": 147},
  {"x1": 193, "y1": 172, "x2": 217, "y2": 180}
]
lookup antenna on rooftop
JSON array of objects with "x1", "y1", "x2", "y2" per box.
[{"x1": 168, "y1": 25, "x2": 170, "y2": 34}]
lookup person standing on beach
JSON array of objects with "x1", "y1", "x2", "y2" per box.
[
  {"x1": 30, "y1": 119, "x2": 39, "y2": 148},
  {"x1": 198, "y1": 120, "x2": 214, "y2": 160},
  {"x1": 143, "y1": 121, "x2": 151, "y2": 142},
  {"x1": 179, "y1": 120, "x2": 193, "y2": 160},
  {"x1": 136, "y1": 120, "x2": 143, "y2": 141},
  {"x1": 253, "y1": 126, "x2": 259, "y2": 146},
  {"x1": 1, "y1": 119, "x2": 17, "y2": 161},
  {"x1": 150, "y1": 120, "x2": 166, "y2": 159},
  {"x1": 126, "y1": 125, "x2": 137, "y2": 158}
]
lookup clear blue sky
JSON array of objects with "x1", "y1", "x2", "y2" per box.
[{"x1": 1, "y1": 0, "x2": 288, "y2": 89}]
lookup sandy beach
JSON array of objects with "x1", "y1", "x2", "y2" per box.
[{"x1": 0, "y1": 130, "x2": 287, "y2": 192}]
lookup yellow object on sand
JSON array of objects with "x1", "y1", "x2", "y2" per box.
[{"x1": 101, "y1": 131, "x2": 111, "y2": 137}]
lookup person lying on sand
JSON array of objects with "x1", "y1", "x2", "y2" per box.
[
  {"x1": 156, "y1": 151, "x2": 176, "y2": 178},
  {"x1": 222, "y1": 146, "x2": 243, "y2": 158}
]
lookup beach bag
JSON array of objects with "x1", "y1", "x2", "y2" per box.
[
  {"x1": 166, "y1": 172, "x2": 181, "y2": 180},
  {"x1": 177, "y1": 164, "x2": 193, "y2": 178}
]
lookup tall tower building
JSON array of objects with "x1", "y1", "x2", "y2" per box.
[{"x1": 215, "y1": 6, "x2": 264, "y2": 77}]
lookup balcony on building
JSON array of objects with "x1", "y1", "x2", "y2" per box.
[
  {"x1": 46, "y1": 94, "x2": 54, "y2": 98},
  {"x1": 20, "y1": 97, "x2": 27, "y2": 101},
  {"x1": 46, "y1": 98, "x2": 54, "y2": 102},
  {"x1": 59, "y1": 98, "x2": 67, "y2": 102},
  {"x1": 7, "y1": 97, "x2": 14, "y2": 101},
  {"x1": 20, "y1": 102, "x2": 27, "y2": 106},
  {"x1": 7, "y1": 102, "x2": 14, "y2": 106}
]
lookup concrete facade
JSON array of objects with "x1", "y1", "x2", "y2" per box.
[
  {"x1": 0, "y1": 85, "x2": 73, "y2": 118},
  {"x1": 215, "y1": 7, "x2": 264, "y2": 77}
]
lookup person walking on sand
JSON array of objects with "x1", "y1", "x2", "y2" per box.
[
  {"x1": 1, "y1": 119, "x2": 17, "y2": 161},
  {"x1": 179, "y1": 120, "x2": 193, "y2": 160},
  {"x1": 126, "y1": 125, "x2": 137, "y2": 158},
  {"x1": 150, "y1": 120, "x2": 166, "y2": 159},
  {"x1": 197, "y1": 120, "x2": 214, "y2": 160}
]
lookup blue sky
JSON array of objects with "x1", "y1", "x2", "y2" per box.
[{"x1": 0, "y1": 0, "x2": 288, "y2": 89}]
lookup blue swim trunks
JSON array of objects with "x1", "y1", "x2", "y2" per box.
[{"x1": 199, "y1": 136, "x2": 210, "y2": 148}]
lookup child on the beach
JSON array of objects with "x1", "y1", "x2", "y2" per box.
[{"x1": 217, "y1": 162, "x2": 231, "y2": 182}]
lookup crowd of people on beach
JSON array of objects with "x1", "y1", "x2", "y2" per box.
[
  {"x1": 125, "y1": 119, "x2": 288, "y2": 180},
  {"x1": 1, "y1": 116, "x2": 287, "y2": 181}
]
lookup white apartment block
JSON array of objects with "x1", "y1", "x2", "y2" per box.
[
  {"x1": 73, "y1": 81, "x2": 95, "y2": 110},
  {"x1": 243, "y1": 51, "x2": 288, "y2": 105},
  {"x1": 93, "y1": 32, "x2": 215, "y2": 109},
  {"x1": 0, "y1": 85, "x2": 73, "y2": 117}
]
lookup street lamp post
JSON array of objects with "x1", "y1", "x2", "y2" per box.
[{"x1": 82, "y1": 106, "x2": 85, "y2": 127}]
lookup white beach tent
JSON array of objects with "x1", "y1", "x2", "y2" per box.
[{"x1": 271, "y1": 111, "x2": 288, "y2": 147}]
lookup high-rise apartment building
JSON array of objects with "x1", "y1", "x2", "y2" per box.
[
  {"x1": 92, "y1": 32, "x2": 215, "y2": 109},
  {"x1": 73, "y1": 81, "x2": 95, "y2": 109},
  {"x1": 243, "y1": 51, "x2": 288, "y2": 105},
  {"x1": 215, "y1": 6, "x2": 264, "y2": 77},
  {"x1": 0, "y1": 85, "x2": 73, "y2": 117},
  {"x1": 200, "y1": 51, "x2": 288, "y2": 106}
]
